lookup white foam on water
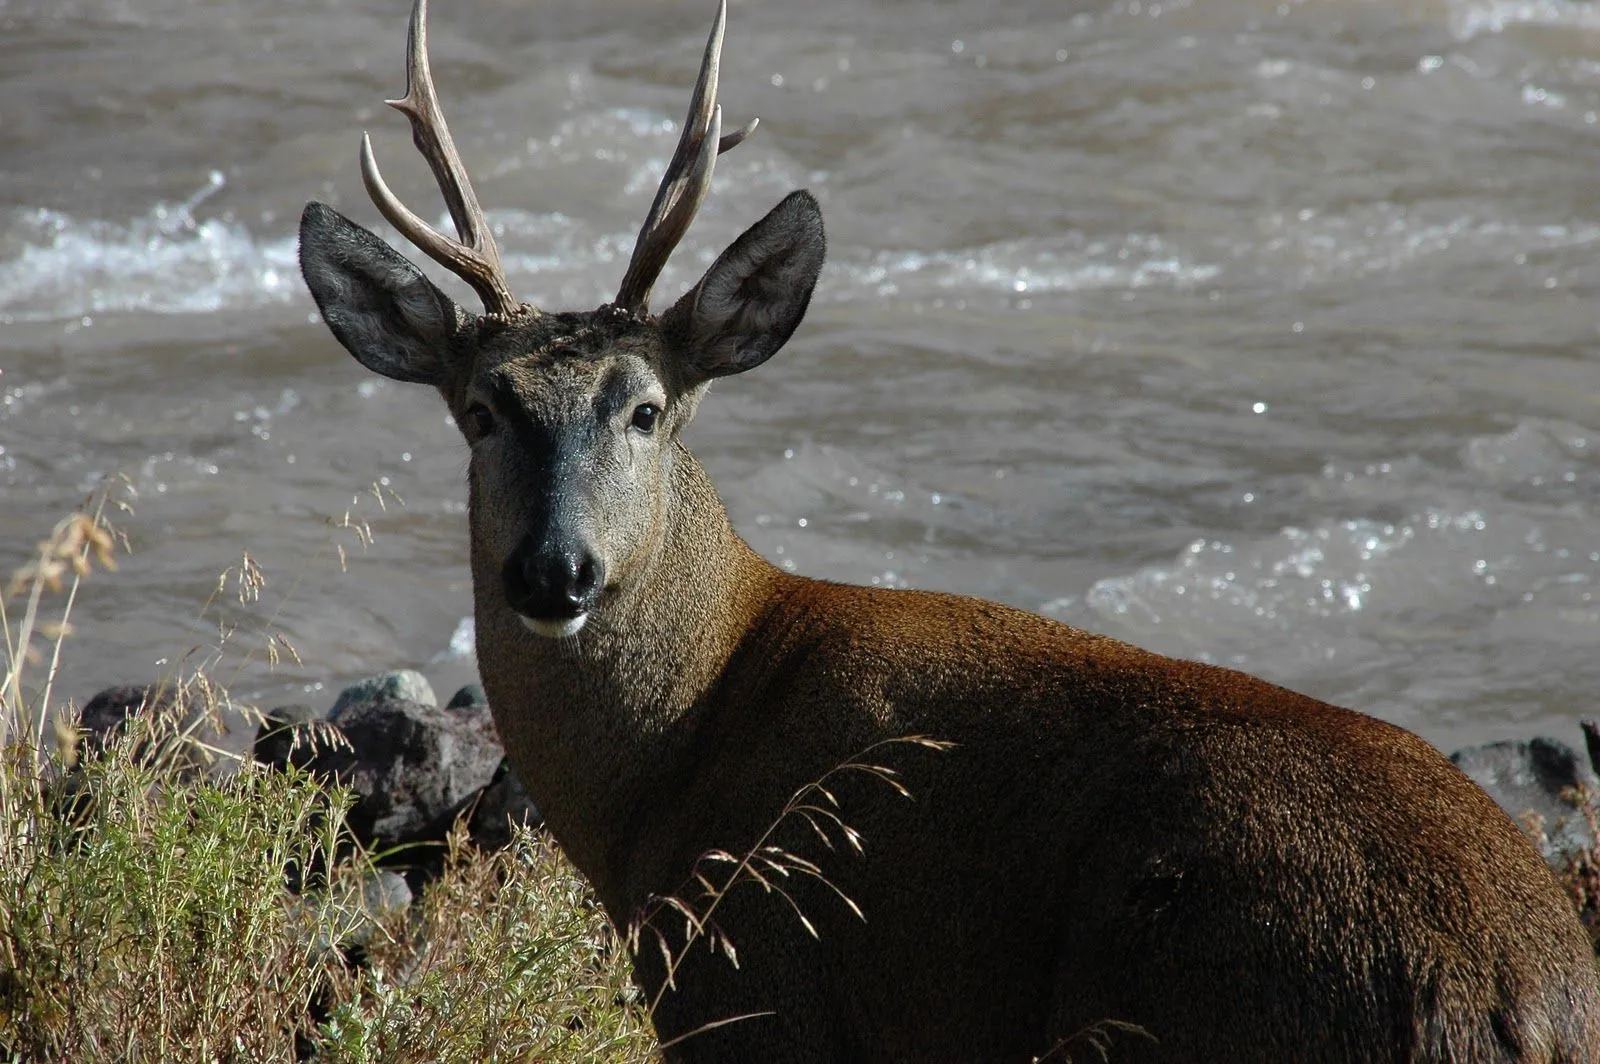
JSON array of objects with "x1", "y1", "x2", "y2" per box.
[
  {"x1": 0, "y1": 175, "x2": 636, "y2": 324},
  {"x1": 1445, "y1": 0, "x2": 1600, "y2": 40},
  {"x1": 829, "y1": 233, "x2": 1222, "y2": 302},
  {"x1": 1074, "y1": 493, "x2": 1600, "y2": 678},
  {"x1": 0, "y1": 172, "x2": 305, "y2": 323},
  {"x1": 1239, "y1": 208, "x2": 1600, "y2": 288},
  {"x1": 1461, "y1": 419, "x2": 1597, "y2": 487},
  {"x1": 435, "y1": 616, "x2": 477, "y2": 662},
  {"x1": 2, "y1": 103, "x2": 1204, "y2": 326}
]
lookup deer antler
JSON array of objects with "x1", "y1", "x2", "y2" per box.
[
  {"x1": 613, "y1": 0, "x2": 758, "y2": 315},
  {"x1": 359, "y1": 0, "x2": 522, "y2": 318}
]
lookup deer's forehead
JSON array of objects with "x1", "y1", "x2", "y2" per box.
[
  {"x1": 473, "y1": 317, "x2": 662, "y2": 372},
  {"x1": 474, "y1": 348, "x2": 661, "y2": 413}
]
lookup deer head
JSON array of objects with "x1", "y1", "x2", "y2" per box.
[{"x1": 298, "y1": 0, "x2": 825, "y2": 639}]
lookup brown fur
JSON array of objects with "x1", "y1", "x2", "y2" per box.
[
  {"x1": 299, "y1": 190, "x2": 1600, "y2": 1060},
  {"x1": 472, "y1": 442, "x2": 1600, "y2": 1063}
]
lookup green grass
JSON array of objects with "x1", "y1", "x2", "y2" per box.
[
  {"x1": 0, "y1": 488, "x2": 658, "y2": 1062},
  {"x1": 0, "y1": 741, "x2": 354, "y2": 1059},
  {"x1": 319, "y1": 829, "x2": 653, "y2": 1064}
]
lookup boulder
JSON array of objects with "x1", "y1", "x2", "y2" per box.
[
  {"x1": 465, "y1": 758, "x2": 543, "y2": 850},
  {"x1": 1452, "y1": 736, "x2": 1598, "y2": 863},
  {"x1": 329, "y1": 669, "x2": 437, "y2": 716},
  {"x1": 76, "y1": 683, "x2": 214, "y2": 772},
  {"x1": 293, "y1": 690, "x2": 503, "y2": 851},
  {"x1": 300, "y1": 869, "x2": 414, "y2": 955},
  {"x1": 252, "y1": 703, "x2": 324, "y2": 770},
  {"x1": 80, "y1": 684, "x2": 168, "y2": 746},
  {"x1": 446, "y1": 683, "x2": 487, "y2": 710},
  {"x1": 250, "y1": 670, "x2": 537, "y2": 877}
]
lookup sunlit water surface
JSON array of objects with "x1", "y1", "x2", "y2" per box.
[{"x1": 4, "y1": 0, "x2": 1600, "y2": 752}]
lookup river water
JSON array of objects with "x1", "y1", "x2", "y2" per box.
[{"x1": 3, "y1": 0, "x2": 1599, "y2": 753}]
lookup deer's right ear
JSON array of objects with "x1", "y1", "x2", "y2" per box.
[{"x1": 298, "y1": 201, "x2": 463, "y2": 386}]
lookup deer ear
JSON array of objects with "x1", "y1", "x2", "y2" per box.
[
  {"x1": 298, "y1": 201, "x2": 464, "y2": 386},
  {"x1": 661, "y1": 189, "x2": 825, "y2": 382}
]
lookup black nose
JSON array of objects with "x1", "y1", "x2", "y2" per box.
[{"x1": 503, "y1": 544, "x2": 603, "y2": 618}]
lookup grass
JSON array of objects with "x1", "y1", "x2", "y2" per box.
[
  {"x1": 0, "y1": 485, "x2": 658, "y2": 1062},
  {"x1": 319, "y1": 828, "x2": 654, "y2": 1064},
  {"x1": 0, "y1": 739, "x2": 357, "y2": 1059}
]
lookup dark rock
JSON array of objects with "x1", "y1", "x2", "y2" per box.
[
  {"x1": 75, "y1": 683, "x2": 221, "y2": 774},
  {"x1": 466, "y1": 758, "x2": 543, "y2": 850},
  {"x1": 1581, "y1": 719, "x2": 1600, "y2": 779},
  {"x1": 253, "y1": 703, "x2": 323, "y2": 770},
  {"x1": 330, "y1": 669, "x2": 436, "y2": 717},
  {"x1": 297, "y1": 695, "x2": 504, "y2": 851},
  {"x1": 400, "y1": 756, "x2": 541, "y2": 891},
  {"x1": 446, "y1": 683, "x2": 487, "y2": 710},
  {"x1": 1452, "y1": 737, "x2": 1598, "y2": 862},
  {"x1": 79, "y1": 684, "x2": 173, "y2": 750}
]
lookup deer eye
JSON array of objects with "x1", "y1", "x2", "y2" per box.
[
  {"x1": 630, "y1": 404, "x2": 660, "y2": 434},
  {"x1": 462, "y1": 403, "x2": 495, "y2": 441}
]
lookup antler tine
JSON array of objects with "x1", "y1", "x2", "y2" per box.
[
  {"x1": 359, "y1": 0, "x2": 521, "y2": 317},
  {"x1": 614, "y1": 0, "x2": 756, "y2": 314},
  {"x1": 622, "y1": 105, "x2": 723, "y2": 312}
]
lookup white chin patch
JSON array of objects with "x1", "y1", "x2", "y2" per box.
[{"x1": 519, "y1": 613, "x2": 588, "y2": 639}]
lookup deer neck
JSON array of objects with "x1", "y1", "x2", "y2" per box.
[{"x1": 470, "y1": 442, "x2": 778, "y2": 906}]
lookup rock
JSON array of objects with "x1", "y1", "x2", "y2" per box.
[
  {"x1": 75, "y1": 683, "x2": 221, "y2": 773},
  {"x1": 330, "y1": 669, "x2": 437, "y2": 717},
  {"x1": 79, "y1": 684, "x2": 173, "y2": 750},
  {"x1": 251, "y1": 671, "x2": 512, "y2": 882},
  {"x1": 446, "y1": 683, "x2": 487, "y2": 710},
  {"x1": 400, "y1": 755, "x2": 541, "y2": 890},
  {"x1": 1581, "y1": 720, "x2": 1600, "y2": 779},
  {"x1": 252, "y1": 703, "x2": 323, "y2": 770},
  {"x1": 1452, "y1": 737, "x2": 1598, "y2": 863},
  {"x1": 303, "y1": 869, "x2": 414, "y2": 954},
  {"x1": 359, "y1": 869, "x2": 414, "y2": 919},
  {"x1": 300, "y1": 695, "x2": 503, "y2": 851},
  {"x1": 466, "y1": 758, "x2": 543, "y2": 850}
]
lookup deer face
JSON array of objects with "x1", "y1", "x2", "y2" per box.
[
  {"x1": 296, "y1": 0, "x2": 823, "y2": 638},
  {"x1": 298, "y1": 191, "x2": 825, "y2": 637},
  {"x1": 459, "y1": 318, "x2": 676, "y2": 637}
]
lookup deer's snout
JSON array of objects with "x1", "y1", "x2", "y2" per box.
[{"x1": 503, "y1": 539, "x2": 604, "y2": 636}]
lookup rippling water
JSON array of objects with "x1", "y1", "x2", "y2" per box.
[{"x1": 3, "y1": 0, "x2": 1599, "y2": 751}]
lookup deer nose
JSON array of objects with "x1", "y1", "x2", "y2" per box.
[{"x1": 503, "y1": 543, "x2": 604, "y2": 620}]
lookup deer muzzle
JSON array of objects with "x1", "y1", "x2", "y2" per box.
[{"x1": 502, "y1": 535, "x2": 605, "y2": 638}]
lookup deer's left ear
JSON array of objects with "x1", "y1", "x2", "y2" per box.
[{"x1": 661, "y1": 189, "x2": 825, "y2": 382}]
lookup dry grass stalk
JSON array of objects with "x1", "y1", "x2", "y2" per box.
[
  {"x1": 2, "y1": 478, "x2": 128, "y2": 765},
  {"x1": 627, "y1": 735, "x2": 954, "y2": 1040}
]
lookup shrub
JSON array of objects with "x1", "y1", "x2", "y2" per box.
[
  {"x1": 319, "y1": 828, "x2": 653, "y2": 1064},
  {"x1": 0, "y1": 488, "x2": 657, "y2": 1062}
]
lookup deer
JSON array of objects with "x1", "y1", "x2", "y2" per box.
[{"x1": 296, "y1": 1, "x2": 1600, "y2": 1060}]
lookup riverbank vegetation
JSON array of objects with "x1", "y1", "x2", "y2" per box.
[{"x1": 0, "y1": 488, "x2": 656, "y2": 1062}]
